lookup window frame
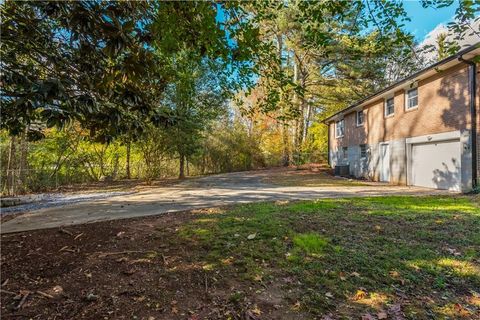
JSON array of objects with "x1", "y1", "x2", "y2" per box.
[
  {"x1": 356, "y1": 110, "x2": 364, "y2": 126},
  {"x1": 384, "y1": 96, "x2": 395, "y2": 117},
  {"x1": 405, "y1": 87, "x2": 419, "y2": 110},
  {"x1": 360, "y1": 144, "x2": 367, "y2": 159},
  {"x1": 342, "y1": 146, "x2": 348, "y2": 160},
  {"x1": 335, "y1": 119, "x2": 345, "y2": 138}
]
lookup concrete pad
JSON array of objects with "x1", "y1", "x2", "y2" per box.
[{"x1": 0, "y1": 170, "x2": 450, "y2": 233}]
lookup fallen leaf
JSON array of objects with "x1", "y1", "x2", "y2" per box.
[
  {"x1": 354, "y1": 289, "x2": 368, "y2": 300},
  {"x1": 253, "y1": 274, "x2": 262, "y2": 282},
  {"x1": 453, "y1": 303, "x2": 471, "y2": 317},
  {"x1": 388, "y1": 303, "x2": 404, "y2": 320},
  {"x1": 325, "y1": 292, "x2": 333, "y2": 298},
  {"x1": 52, "y1": 286, "x2": 63, "y2": 295},
  {"x1": 128, "y1": 258, "x2": 151, "y2": 264},
  {"x1": 251, "y1": 305, "x2": 261, "y2": 315},
  {"x1": 247, "y1": 233, "x2": 256, "y2": 240},
  {"x1": 389, "y1": 270, "x2": 400, "y2": 278},
  {"x1": 445, "y1": 247, "x2": 462, "y2": 256},
  {"x1": 351, "y1": 272, "x2": 360, "y2": 277},
  {"x1": 377, "y1": 310, "x2": 388, "y2": 319},
  {"x1": 361, "y1": 313, "x2": 375, "y2": 320},
  {"x1": 292, "y1": 301, "x2": 301, "y2": 310}
]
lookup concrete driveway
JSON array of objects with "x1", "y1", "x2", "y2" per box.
[{"x1": 0, "y1": 168, "x2": 448, "y2": 233}]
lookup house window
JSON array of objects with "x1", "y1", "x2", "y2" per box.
[
  {"x1": 360, "y1": 144, "x2": 367, "y2": 158},
  {"x1": 385, "y1": 97, "x2": 394, "y2": 116},
  {"x1": 336, "y1": 119, "x2": 345, "y2": 138},
  {"x1": 406, "y1": 88, "x2": 418, "y2": 110},
  {"x1": 356, "y1": 110, "x2": 364, "y2": 126},
  {"x1": 342, "y1": 147, "x2": 348, "y2": 160}
]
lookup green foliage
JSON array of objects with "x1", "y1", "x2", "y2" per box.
[{"x1": 0, "y1": 1, "x2": 259, "y2": 140}]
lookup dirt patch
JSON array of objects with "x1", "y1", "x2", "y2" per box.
[
  {"x1": 0, "y1": 209, "x2": 305, "y2": 320},
  {"x1": 263, "y1": 166, "x2": 368, "y2": 187}
]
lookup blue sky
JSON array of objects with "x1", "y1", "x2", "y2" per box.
[{"x1": 402, "y1": 0, "x2": 457, "y2": 42}]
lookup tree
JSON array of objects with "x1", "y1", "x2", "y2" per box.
[
  {"x1": 0, "y1": 1, "x2": 260, "y2": 141},
  {"x1": 155, "y1": 52, "x2": 228, "y2": 179}
]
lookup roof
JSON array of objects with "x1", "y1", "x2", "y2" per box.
[{"x1": 323, "y1": 42, "x2": 480, "y2": 123}]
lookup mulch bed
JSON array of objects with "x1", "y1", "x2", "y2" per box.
[{"x1": 0, "y1": 210, "x2": 303, "y2": 320}]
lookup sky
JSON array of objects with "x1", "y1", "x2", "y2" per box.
[
  {"x1": 402, "y1": 0, "x2": 458, "y2": 43},
  {"x1": 402, "y1": 0, "x2": 480, "y2": 50}
]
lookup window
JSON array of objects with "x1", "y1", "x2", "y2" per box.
[
  {"x1": 335, "y1": 119, "x2": 345, "y2": 138},
  {"x1": 342, "y1": 147, "x2": 348, "y2": 160},
  {"x1": 385, "y1": 97, "x2": 394, "y2": 116},
  {"x1": 360, "y1": 144, "x2": 367, "y2": 158},
  {"x1": 406, "y1": 88, "x2": 418, "y2": 110},
  {"x1": 356, "y1": 110, "x2": 364, "y2": 126}
]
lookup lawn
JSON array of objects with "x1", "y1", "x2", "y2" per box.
[{"x1": 1, "y1": 196, "x2": 479, "y2": 319}]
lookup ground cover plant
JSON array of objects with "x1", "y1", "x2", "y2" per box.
[{"x1": 1, "y1": 195, "x2": 479, "y2": 319}]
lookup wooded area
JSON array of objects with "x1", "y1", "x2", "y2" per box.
[{"x1": 1, "y1": 0, "x2": 477, "y2": 195}]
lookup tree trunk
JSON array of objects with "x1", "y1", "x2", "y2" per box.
[
  {"x1": 303, "y1": 103, "x2": 312, "y2": 142},
  {"x1": 6, "y1": 136, "x2": 17, "y2": 195},
  {"x1": 277, "y1": 33, "x2": 290, "y2": 167},
  {"x1": 126, "y1": 141, "x2": 131, "y2": 179},
  {"x1": 179, "y1": 153, "x2": 185, "y2": 179},
  {"x1": 112, "y1": 153, "x2": 119, "y2": 180},
  {"x1": 19, "y1": 128, "x2": 29, "y2": 193},
  {"x1": 282, "y1": 123, "x2": 290, "y2": 167}
]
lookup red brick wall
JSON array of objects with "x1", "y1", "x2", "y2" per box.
[{"x1": 330, "y1": 63, "x2": 471, "y2": 150}]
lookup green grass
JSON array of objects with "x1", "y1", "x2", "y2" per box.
[
  {"x1": 179, "y1": 196, "x2": 480, "y2": 319},
  {"x1": 293, "y1": 233, "x2": 329, "y2": 255}
]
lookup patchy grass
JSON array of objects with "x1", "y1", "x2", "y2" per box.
[
  {"x1": 180, "y1": 195, "x2": 480, "y2": 319},
  {"x1": 2, "y1": 195, "x2": 479, "y2": 319},
  {"x1": 263, "y1": 168, "x2": 370, "y2": 187}
]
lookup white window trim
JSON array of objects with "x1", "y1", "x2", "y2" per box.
[
  {"x1": 356, "y1": 110, "x2": 364, "y2": 127},
  {"x1": 405, "y1": 86, "x2": 419, "y2": 111},
  {"x1": 384, "y1": 96, "x2": 395, "y2": 118},
  {"x1": 335, "y1": 119, "x2": 345, "y2": 138}
]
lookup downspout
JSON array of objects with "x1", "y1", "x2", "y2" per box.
[
  {"x1": 327, "y1": 123, "x2": 331, "y2": 167},
  {"x1": 459, "y1": 56, "x2": 477, "y2": 189}
]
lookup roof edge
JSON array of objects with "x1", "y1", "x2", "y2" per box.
[{"x1": 322, "y1": 42, "x2": 480, "y2": 124}]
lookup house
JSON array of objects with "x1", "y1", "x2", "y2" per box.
[{"x1": 324, "y1": 44, "x2": 479, "y2": 192}]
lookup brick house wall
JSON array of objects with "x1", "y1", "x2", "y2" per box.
[
  {"x1": 476, "y1": 62, "x2": 480, "y2": 188},
  {"x1": 329, "y1": 61, "x2": 478, "y2": 190}
]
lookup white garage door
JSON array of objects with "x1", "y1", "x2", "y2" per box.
[{"x1": 411, "y1": 139, "x2": 461, "y2": 191}]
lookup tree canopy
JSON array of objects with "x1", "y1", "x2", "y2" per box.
[{"x1": 1, "y1": 0, "x2": 478, "y2": 190}]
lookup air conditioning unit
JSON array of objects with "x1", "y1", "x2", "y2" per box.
[{"x1": 334, "y1": 165, "x2": 350, "y2": 177}]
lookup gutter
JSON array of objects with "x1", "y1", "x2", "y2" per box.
[
  {"x1": 322, "y1": 43, "x2": 480, "y2": 124},
  {"x1": 459, "y1": 56, "x2": 478, "y2": 189},
  {"x1": 327, "y1": 124, "x2": 330, "y2": 166}
]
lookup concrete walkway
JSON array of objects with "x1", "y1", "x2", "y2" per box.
[{"x1": 0, "y1": 169, "x2": 449, "y2": 233}]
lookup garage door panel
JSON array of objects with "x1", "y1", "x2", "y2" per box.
[{"x1": 411, "y1": 140, "x2": 461, "y2": 191}]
